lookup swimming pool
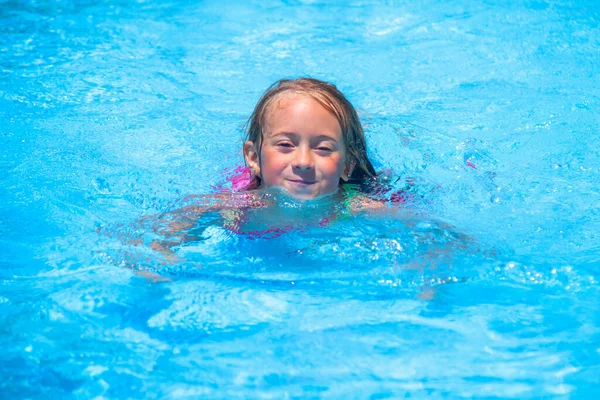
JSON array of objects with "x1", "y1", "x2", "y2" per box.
[{"x1": 1, "y1": 0, "x2": 599, "y2": 397}]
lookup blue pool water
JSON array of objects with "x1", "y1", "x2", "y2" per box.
[{"x1": 1, "y1": 0, "x2": 599, "y2": 397}]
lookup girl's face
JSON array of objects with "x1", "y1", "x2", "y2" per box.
[{"x1": 244, "y1": 94, "x2": 354, "y2": 200}]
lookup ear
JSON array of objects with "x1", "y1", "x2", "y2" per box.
[
  {"x1": 243, "y1": 141, "x2": 261, "y2": 177},
  {"x1": 341, "y1": 159, "x2": 356, "y2": 182}
]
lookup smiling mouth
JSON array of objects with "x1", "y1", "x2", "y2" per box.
[{"x1": 287, "y1": 179, "x2": 316, "y2": 185}]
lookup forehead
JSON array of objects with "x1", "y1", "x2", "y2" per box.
[
  {"x1": 267, "y1": 92, "x2": 311, "y2": 111},
  {"x1": 263, "y1": 93, "x2": 341, "y2": 133}
]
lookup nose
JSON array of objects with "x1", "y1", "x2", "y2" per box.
[{"x1": 293, "y1": 146, "x2": 314, "y2": 171}]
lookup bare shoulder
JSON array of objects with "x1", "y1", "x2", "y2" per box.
[
  {"x1": 347, "y1": 194, "x2": 388, "y2": 213},
  {"x1": 346, "y1": 193, "x2": 418, "y2": 221}
]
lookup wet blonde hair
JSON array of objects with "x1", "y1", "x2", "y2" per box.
[{"x1": 244, "y1": 78, "x2": 376, "y2": 189}]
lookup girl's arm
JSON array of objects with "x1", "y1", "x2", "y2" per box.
[
  {"x1": 145, "y1": 192, "x2": 265, "y2": 256},
  {"x1": 101, "y1": 192, "x2": 263, "y2": 281}
]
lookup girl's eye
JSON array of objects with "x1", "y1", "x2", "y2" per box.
[
  {"x1": 277, "y1": 142, "x2": 294, "y2": 148},
  {"x1": 316, "y1": 146, "x2": 333, "y2": 152}
]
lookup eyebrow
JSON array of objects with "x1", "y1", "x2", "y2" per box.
[{"x1": 269, "y1": 131, "x2": 340, "y2": 142}]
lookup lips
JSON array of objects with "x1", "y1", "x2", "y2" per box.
[{"x1": 287, "y1": 178, "x2": 316, "y2": 185}]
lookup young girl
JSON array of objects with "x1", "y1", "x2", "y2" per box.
[
  {"x1": 146, "y1": 77, "x2": 392, "y2": 255},
  {"x1": 122, "y1": 78, "x2": 474, "y2": 292}
]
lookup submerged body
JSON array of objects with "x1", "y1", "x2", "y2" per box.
[
  {"x1": 140, "y1": 185, "x2": 471, "y2": 282},
  {"x1": 148, "y1": 186, "x2": 387, "y2": 252}
]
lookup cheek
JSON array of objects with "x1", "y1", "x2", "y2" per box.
[
  {"x1": 259, "y1": 149, "x2": 287, "y2": 180},
  {"x1": 318, "y1": 156, "x2": 346, "y2": 187},
  {"x1": 323, "y1": 155, "x2": 346, "y2": 175}
]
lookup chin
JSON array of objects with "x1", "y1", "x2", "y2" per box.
[
  {"x1": 264, "y1": 182, "x2": 338, "y2": 201},
  {"x1": 286, "y1": 187, "x2": 340, "y2": 202},
  {"x1": 290, "y1": 193, "x2": 318, "y2": 201},
  {"x1": 281, "y1": 189, "x2": 317, "y2": 201}
]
